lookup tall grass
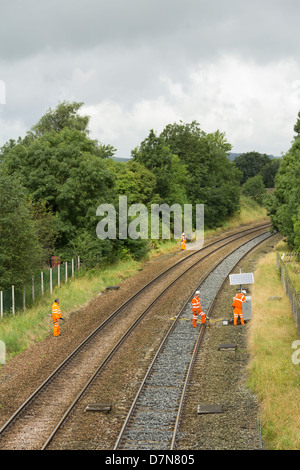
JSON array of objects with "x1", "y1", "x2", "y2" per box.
[
  {"x1": 247, "y1": 248, "x2": 300, "y2": 449},
  {"x1": 0, "y1": 257, "x2": 142, "y2": 361},
  {"x1": 204, "y1": 196, "x2": 268, "y2": 238}
]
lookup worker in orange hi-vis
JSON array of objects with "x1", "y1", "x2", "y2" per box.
[
  {"x1": 52, "y1": 298, "x2": 64, "y2": 337},
  {"x1": 232, "y1": 290, "x2": 246, "y2": 325},
  {"x1": 191, "y1": 291, "x2": 205, "y2": 328},
  {"x1": 181, "y1": 232, "x2": 187, "y2": 250}
]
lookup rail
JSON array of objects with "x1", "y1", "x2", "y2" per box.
[{"x1": 0, "y1": 223, "x2": 271, "y2": 450}]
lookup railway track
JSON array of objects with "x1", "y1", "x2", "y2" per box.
[
  {"x1": 113, "y1": 230, "x2": 273, "y2": 450},
  {"x1": 0, "y1": 223, "x2": 272, "y2": 450}
]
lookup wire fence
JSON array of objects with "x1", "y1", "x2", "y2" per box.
[
  {"x1": 276, "y1": 253, "x2": 300, "y2": 336},
  {"x1": 0, "y1": 257, "x2": 80, "y2": 319}
]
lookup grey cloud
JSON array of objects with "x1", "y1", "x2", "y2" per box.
[
  {"x1": 1, "y1": 0, "x2": 300, "y2": 62},
  {"x1": 1, "y1": 0, "x2": 300, "y2": 156}
]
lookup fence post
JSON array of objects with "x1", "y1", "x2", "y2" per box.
[
  {"x1": 0, "y1": 291, "x2": 3, "y2": 320},
  {"x1": 23, "y1": 285, "x2": 26, "y2": 311},
  {"x1": 32, "y1": 276, "x2": 35, "y2": 301},
  {"x1": 72, "y1": 258, "x2": 74, "y2": 277},
  {"x1": 12, "y1": 285, "x2": 15, "y2": 315},
  {"x1": 65, "y1": 262, "x2": 68, "y2": 283},
  {"x1": 58, "y1": 264, "x2": 60, "y2": 287},
  {"x1": 78, "y1": 256, "x2": 80, "y2": 270},
  {"x1": 50, "y1": 268, "x2": 53, "y2": 294},
  {"x1": 41, "y1": 271, "x2": 44, "y2": 296}
]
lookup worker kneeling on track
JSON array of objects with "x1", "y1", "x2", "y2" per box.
[
  {"x1": 191, "y1": 291, "x2": 205, "y2": 328},
  {"x1": 232, "y1": 290, "x2": 246, "y2": 325}
]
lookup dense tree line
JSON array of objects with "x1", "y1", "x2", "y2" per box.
[
  {"x1": 266, "y1": 112, "x2": 300, "y2": 250},
  {"x1": 232, "y1": 151, "x2": 281, "y2": 205},
  {"x1": 0, "y1": 100, "x2": 281, "y2": 289}
]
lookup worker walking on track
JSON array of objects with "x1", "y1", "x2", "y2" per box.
[
  {"x1": 181, "y1": 232, "x2": 187, "y2": 250},
  {"x1": 191, "y1": 291, "x2": 205, "y2": 328},
  {"x1": 232, "y1": 290, "x2": 246, "y2": 325},
  {"x1": 52, "y1": 298, "x2": 64, "y2": 337}
]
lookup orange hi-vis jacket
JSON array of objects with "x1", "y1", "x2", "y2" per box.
[
  {"x1": 232, "y1": 292, "x2": 246, "y2": 312},
  {"x1": 52, "y1": 302, "x2": 61, "y2": 323},
  {"x1": 192, "y1": 295, "x2": 204, "y2": 326}
]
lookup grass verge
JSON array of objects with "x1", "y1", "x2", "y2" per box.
[
  {"x1": 0, "y1": 257, "x2": 142, "y2": 361},
  {"x1": 247, "y1": 247, "x2": 300, "y2": 450}
]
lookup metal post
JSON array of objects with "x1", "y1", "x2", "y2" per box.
[
  {"x1": 58, "y1": 264, "x2": 60, "y2": 287},
  {"x1": 65, "y1": 262, "x2": 68, "y2": 283},
  {"x1": 41, "y1": 271, "x2": 44, "y2": 296},
  {"x1": 23, "y1": 285, "x2": 26, "y2": 311},
  {"x1": 50, "y1": 268, "x2": 53, "y2": 294},
  {"x1": 0, "y1": 291, "x2": 3, "y2": 320},
  {"x1": 12, "y1": 285, "x2": 15, "y2": 315},
  {"x1": 32, "y1": 276, "x2": 35, "y2": 301},
  {"x1": 72, "y1": 258, "x2": 74, "y2": 277}
]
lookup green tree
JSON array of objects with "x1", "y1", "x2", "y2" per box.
[
  {"x1": 241, "y1": 174, "x2": 266, "y2": 204},
  {"x1": 267, "y1": 139, "x2": 300, "y2": 249},
  {"x1": 108, "y1": 159, "x2": 158, "y2": 206},
  {"x1": 0, "y1": 171, "x2": 44, "y2": 289},
  {"x1": 161, "y1": 121, "x2": 241, "y2": 227},
  {"x1": 294, "y1": 110, "x2": 300, "y2": 139},
  {"x1": 131, "y1": 129, "x2": 176, "y2": 202},
  {"x1": 1, "y1": 127, "x2": 116, "y2": 250},
  {"x1": 234, "y1": 151, "x2": 272, "y2": 184},
  {"x1": 260, "y1": 158, "x2": 280, "y2": 188},
  {"x1": 31, "y1": 101, "x2": 90, "y2": 136},
  {"x1": 1, "y1": 101, "x2": 151, "y2": 262}
]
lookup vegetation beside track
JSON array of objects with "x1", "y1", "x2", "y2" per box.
[
  {"x1": 247, "y1": 244, "x2": 300, "y2": 450},
  {"x1": 0, "y1": 196, "x2": 268, "y2": 362}
]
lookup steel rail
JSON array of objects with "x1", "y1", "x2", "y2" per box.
[
  {"x1": 113, "y1": 230, "x2": 274, "y2": 450},
  {"x1": 169, "y1": 231, "x2": 277, "y2": 449},
  {"x1": 0, "y1": 223, "x2": 271, "y2": 447},
  {"x1": 41, "y1": 224, "x2": 270, "y2": 449}
]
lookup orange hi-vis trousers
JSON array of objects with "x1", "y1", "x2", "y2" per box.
[
  {"x1": 192, "y1": 309, "x2": 205, "y2": 327},
  {"x1": 192, "y1": 309, "x2": 199, "y2": 328},
  {"x1": 233, "y1": 307, "x2": 244, "y2": 325},
  {"x1": 53, "y1": 321, "x2": 60, "y2": 337}
]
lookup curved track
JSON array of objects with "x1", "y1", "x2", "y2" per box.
[
  {"x1": 113, "y1": 230, "x2": 273, "y2": 450},
  {"x1": 0, "y1": 223, "x2": 272, "y2": 450}
]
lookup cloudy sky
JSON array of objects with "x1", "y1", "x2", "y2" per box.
[{"x1": 1, "y1": 0, "x2": 300, "y2": 158}]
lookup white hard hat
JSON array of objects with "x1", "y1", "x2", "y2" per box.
[
  {"x1": 242, "y1": 290, "x2": 246, "y2": 294},
  {"x1": 195, "y1": 290, "x2": 200, "y2": 295}
]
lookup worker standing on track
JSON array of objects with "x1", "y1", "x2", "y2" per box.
[
  {"x1": 52, "y1": 298, "x2": 64, "y2": 337},
  {"x1": 191, "y1": 291, "x2": 205, "y2": 328},
  {"x1": 232, "y1": 290, "x2": 246, "y2": 325},
  {"x1": 181, "y1": 232, "x2": 187, "y2": 250}
]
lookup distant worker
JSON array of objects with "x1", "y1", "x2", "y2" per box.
[
  {"x1": 232, "y1": 290, "x2": 246, "y2": 325},
  {"x1": 181, "y1": 232, "x2": 187, "y2": 250},
  {"x1": 52, "y1": 298, "x2": 64, "y2": 337},
  {"x1": 191, "y1": 291, "x2": 205, "y2": 327}
]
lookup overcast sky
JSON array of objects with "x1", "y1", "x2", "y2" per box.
[{"x1": 1, "y1": 0, "x2": 300, "y2": 158}]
